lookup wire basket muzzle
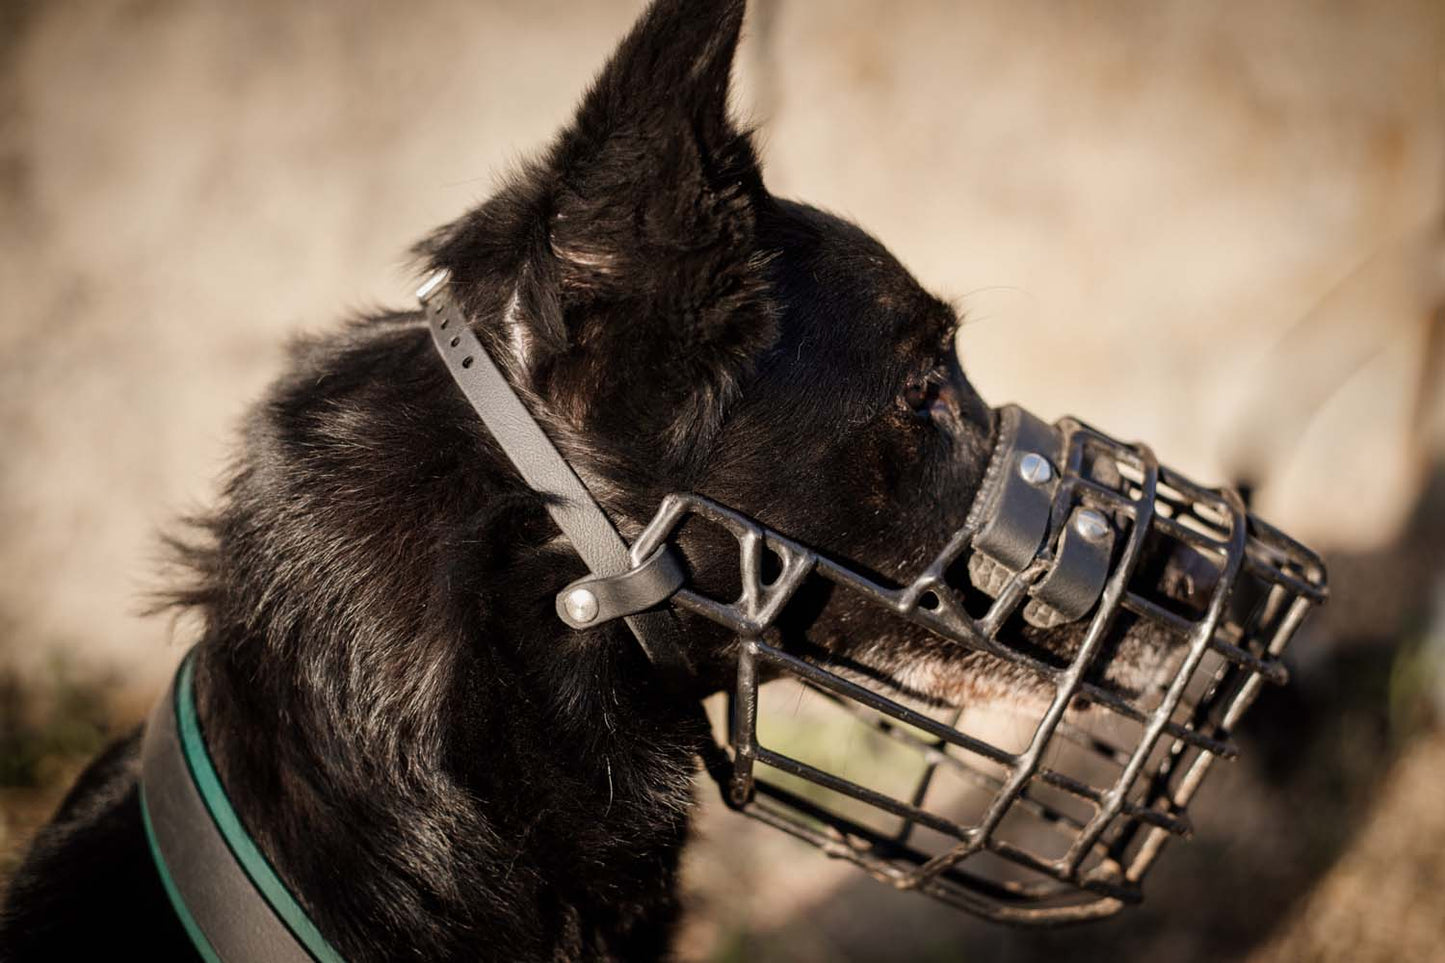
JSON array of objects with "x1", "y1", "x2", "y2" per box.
[{"x1": 629, "y1": 405, "x2": 1327, "y2": 924}]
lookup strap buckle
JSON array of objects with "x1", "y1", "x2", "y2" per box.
[{"x1": 556, "y1": 545, "x2": 686, "y2": 629}]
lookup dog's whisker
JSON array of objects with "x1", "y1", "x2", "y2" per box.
[{"x1": 605, "y1": 757, "x2": 614, "y2": 818}]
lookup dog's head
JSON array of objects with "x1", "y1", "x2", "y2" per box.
[
  {"x1": 415, "y1": 0, "x2": 1324, "y2": 922},
  {"x1": 424, "y1": 0, "x2": 1231, "y2": 708},
  {"x1": 424, "y1": 0, "x2": 1097, "y2": 702}
]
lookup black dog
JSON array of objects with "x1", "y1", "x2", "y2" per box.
[{"x1": 0, "y1": 1, "x2": 1193, "y2": 959}]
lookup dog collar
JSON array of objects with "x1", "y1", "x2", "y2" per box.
[{"x1": 141, "y1": 650, "x2": 347, "y2": 963}]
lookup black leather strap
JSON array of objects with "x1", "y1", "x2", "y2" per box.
[
  {"x1": 1029, "y1": 506, "x2": 1114, "y2": 622},
  {"x1": 967, "y1": 406, "x2": 1059, "y2": 572},
  {"x1": 420, "y1": 272, "x2": 694, "y2": 686},
  {"x1": 965, "y1": 404, "x2": 1116, "y2": 628}
]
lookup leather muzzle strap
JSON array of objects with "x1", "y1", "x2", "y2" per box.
[{"x1": 418, "y1": 270, "x2": 695, "y2": 689}]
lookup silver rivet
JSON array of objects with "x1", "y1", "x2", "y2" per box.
[
  {"x1": 415, "y1": 268, "x2": 452, "y2": 303},
  {"x1": 564, "y1": 588, "x2": 600, "y2": 625},
  {"x1": 1074, "y1": 509, "x2": 1111, "y2": 542},
  {"x1": 1018, "y1": 452, "x2": 1054, "y2": 486}
]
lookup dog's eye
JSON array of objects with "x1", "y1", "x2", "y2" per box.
[{"x1": 902, "y1": 373, "x2": 941, "y2": 416}]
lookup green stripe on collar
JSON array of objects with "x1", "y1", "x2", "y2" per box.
[
  {"x1": 148, "y1": 651, "x2": 348, "y2": 963},
  {"x1": 141, "y1": 784, "x2": 225, "y2": 963}
]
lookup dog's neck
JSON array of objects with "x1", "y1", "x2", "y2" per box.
[{"x1": 172, "y1": 316, "x2": 710, "y2": 962}]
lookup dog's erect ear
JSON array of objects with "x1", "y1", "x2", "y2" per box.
[{"x1": 515, "y1": 0, "x2": 775, "y2": 466}]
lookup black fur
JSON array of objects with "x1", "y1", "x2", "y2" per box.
[{"x1": 1, "y1": 2, "x2": 1048, "y2": 960}]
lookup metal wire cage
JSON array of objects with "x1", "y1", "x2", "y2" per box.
[{"x1": 629, "y1": 414, "x2": 1327, "y2": 925}]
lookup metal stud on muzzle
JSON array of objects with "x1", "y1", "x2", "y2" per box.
[
  {"x1": 627, "y1": 405, "x2": 1327, "y2": 925},
  {"x1": 420, "y1": 278, "x2": 1326, "y2": 927}
]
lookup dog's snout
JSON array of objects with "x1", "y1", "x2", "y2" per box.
[{"x1": 941, "y1": 358, "x2": 994, "y2": 439}]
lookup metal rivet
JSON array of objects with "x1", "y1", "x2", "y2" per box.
[
  {"x1": 1074, "y1": 509, "x2": 1111, "y2": 542},
  {"x1": 564, "y1": 588, "x2": 600, "y2": 625},
  {"x1": 415, "y1": 268, "x2": 452, "y2": 302},
  {"x1": 1018, "y1": 452, "x2": 1054, "y2": 486}
]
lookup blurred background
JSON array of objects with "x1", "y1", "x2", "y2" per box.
[{"x1": 1, "y1": 0, "x2": 1442, "y2": 959}]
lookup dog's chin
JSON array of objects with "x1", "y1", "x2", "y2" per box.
[
  {"x1": 890, "y1": 538, "x2": 1220, "y2": 716},
  {"x1": 786, "y1": 527, "x2": 1209, "y2": 721},
  {"x1": 859, "y1": 617, "x2": 1193, "y2": 722}
]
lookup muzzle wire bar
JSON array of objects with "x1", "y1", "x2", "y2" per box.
[{"x1": 628, "y1": 409, "x2": 1326, "y2": 925}]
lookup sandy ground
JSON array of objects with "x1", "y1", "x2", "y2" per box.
[{"x1": 2, "y1": 1, "x2": 1443, "y2": 959}]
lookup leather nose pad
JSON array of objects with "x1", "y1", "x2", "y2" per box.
[{"x1": 1024, "y1": 507, "x2": 1116, "y2": 629}]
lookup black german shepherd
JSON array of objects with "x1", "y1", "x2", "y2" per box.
[{"x1": 0, "y1": 1, "x2": 1176, "y2": 959}]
